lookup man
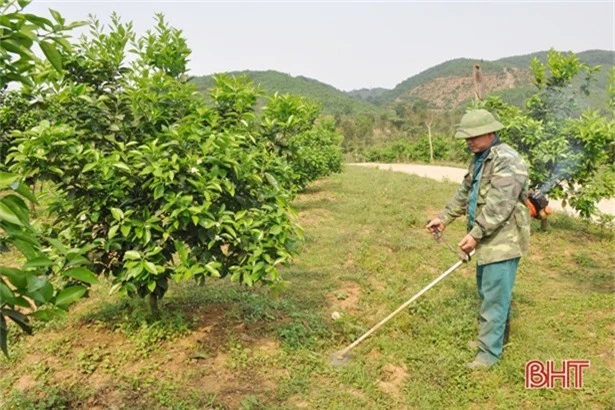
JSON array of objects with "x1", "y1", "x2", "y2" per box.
[{"x1": 426, "y1": 109, "x2": 530, "y2": 369}]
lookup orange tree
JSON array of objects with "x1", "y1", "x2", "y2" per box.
[{"x1": 7, "y1": 14, "x2": 341, "y2": 314}]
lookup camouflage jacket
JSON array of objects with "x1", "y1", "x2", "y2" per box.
[{"x1": 438, "y1": 143, "x2": 530, "y2": 265}]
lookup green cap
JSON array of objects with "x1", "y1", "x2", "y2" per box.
[{"x1": 454, "y1": 109, "x2": 504, "y2": 139}]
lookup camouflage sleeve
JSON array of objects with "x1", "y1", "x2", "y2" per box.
[
  {"x1": 469, "y1": 155, "x2": 527, "y2": 240},
  {"x1": 438, "y1": 173, "x2": 471, "y2": 226}
]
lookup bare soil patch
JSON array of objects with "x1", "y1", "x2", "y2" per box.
[
  {"x1": 377, "y1": 363, "x2": 408, "y2": 398},
  {"x1": 327, "y1": 282, "x2": 361, "y2": 311}
]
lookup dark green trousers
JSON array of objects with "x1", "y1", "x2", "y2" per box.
[{"x1": 475, "y1": 257, "x2": 520, "y2": 365}]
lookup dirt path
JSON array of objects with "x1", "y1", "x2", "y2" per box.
[{"x1": 349, "y1": 162, "x2": 615, "y2": 217}]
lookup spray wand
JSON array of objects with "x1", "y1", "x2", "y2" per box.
[{"x1": 329, "y1": 227, "x2": 472, "y2": 366}]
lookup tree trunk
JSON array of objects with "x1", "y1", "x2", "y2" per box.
[
  {"x1": 149, "y1": 293, "x2": 160, "y2": 318},
  {"x1": 425, "y1": 116, "x2": 434, "y2": 163}
]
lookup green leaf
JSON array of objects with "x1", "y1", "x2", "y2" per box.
[
  {"x1": 30, "y1": 308, "x2": 65, "y2": 321},
  {"x1": 143, "y1": 261, "x2": 157, "y2": 274},
  {"x1": 24, "y1": 14, "x2": 54, "y2": 29},
  {"x1": 0, "y1": 282, "x2": 16, "y2": 305},
  {"x1": 39, "y1": 41, "x2": 63, "y2": 71},
  {"x1": 120, "y1": 225, "x2": 132, "y2": 237},
  {"x1": 0, "y1": 201, "x2": 24, "y2": 226},
  {"x1": 1, "y1": 195, "x2": 30, "y2": 225},
  {"x1": 265, "y1": 173, "x2": 279, "y2": 190},
  {"x1": 13, "y1": 297, "x2": 31, "y2": 309},
  {"x1": 270, "y1": 225, "x2": 281, "y2": 235},
  {"x1": 112, "y1": 162, "x2": 130, "y2": 172},
  {"x1": 147, "y1": 281, "x2": 156, "y2": 292},
  {"x1": 153, "y1": 185, "x2": 164, "y2": 199},
  {"x1": 204, "y1": 263, "x2": 221, "y2": 278},
  {"x1": 45, "y1": 237, "x2": 68, "y2": 254},
  {"x1": 63, "y1": 267, "x2": 98, "y2": 285},
  {"x1": 14, "y1": 182, "x2": 38, "y2": 204},
  {"x1": 65, "y1": 255, "x2": 89, "y2": 267},
  {"x1": 49, "y1": 9, "x2": 65, "y2": 25},
  {"x1": 0, "y1": 267, "x2": 27, "y2": 289},
  {"x1": 124, "y1": 250, "x2": 141, "y2": 260},
  {"x1": 35, "y1": 280, "x2": 54, "y2": 304},
  {"x1": 49, "y1": 167, "x2": 64, "y2": 176},
  {"x1": 26, "y1": 275, "x2": 48, "y2": 293},
  {"x1": 12, "y1": 239, "x2": 38, "y2": 260},
  {"x1": 174, "y1": 241, "x2": 189, "y2": 263},
  {"x1": 110, "y1": 208, "x2": 124, "y2": 221},
  {"x1": 0, "y1": 172, "x2": 19, "y2": 190},
  {"x1": 1, "y1": 39, "x2": 36, "y2": 59},
  {"x1": 82, "y1": 163, "x2": 96, "y2": 173},
  {"x1": 55, "y1": 286, "x2": 86, "y2": 307},
  {"x1": 53, "y1": 37, "x2": 72, "y2": 52},
  {"x1": 4, "y1": 228, "x2": 39, "y2": 247},
  {"x1": 1, "y1": 309, "x2": 32, "y2": 335},
  {"x1": 108, "y1": 225, "x2": 119, "y2": 239},
  {"x1": 23, "y1": 256, "x2": 53, "y2": 269}
]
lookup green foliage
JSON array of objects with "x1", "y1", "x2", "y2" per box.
[
  {"x1": 138, "y1": 13, "x2": 190, "y2": 78},
  {"x1": 193, "y1": 70, "x2": 382, "y2": 116},
  {"x1": 8, "y1": 16, "x2": 298, "y2": 306},
  {"x1": 0, "y1": 172, "x2": 96, "y2": 357},
  {"x1": 365, "y1": 135, "x2": 470, "y2": 164},
  {"x1": 287, "y1": 119, "x2": 343, "y2": 189},
  {"x1": 0, "y1": 0, "x2": 83, "y2": 87},
  {"x1": 5, "y1": 14, "x2": 342, "y2": 314},
  {"x1": 0, "y1": 3, "x2": 94, "y2": 358},
  {"x1": 337, "y1": 113, "x2": 376, "y2": 152},
  {"x1": 0, "y1": 90, "x2": 45, "y2": 167},
  {"x1": 609, "y1": 67, "x2": 615, "y2": 111},
  {"x1": 345, "y1": 49, "x2": 613, "y2": 117},
  {"x1": 261, "y1": 94, "x2": 343, "y2": 190},
  {"x1": 483, "y1": 49, "x2": 615, "y2": 217}
]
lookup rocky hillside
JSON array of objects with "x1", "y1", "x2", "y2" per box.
[
  {"x1": 402, "y1": 66, "x2": 531, "y2": 108},
  {"x1": 351, "y1": 49, "x2": 613, "y2": 110},
  {"x1": 191, "y1": 50, "x2": 614, "y2": 114}
]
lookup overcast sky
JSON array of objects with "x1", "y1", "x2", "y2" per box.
[{"x1": 28, "y1": 1, "x2": 614, "y2": 91}]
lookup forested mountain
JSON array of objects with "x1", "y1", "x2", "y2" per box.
[
  {"x1": 191, "y1": 49, "x2": 613, "y2": 114},
  {"x1": 191, "y1": 70, "x2": 382, "y2": 115},
  {"x1": 351, "y1": 49, "x2": 613, "y2": 109}
]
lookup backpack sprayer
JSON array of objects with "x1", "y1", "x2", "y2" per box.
[{"x1": 526, "y1": 190, "x2": 552, "y2": 220}]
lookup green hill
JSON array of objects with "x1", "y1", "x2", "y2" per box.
[
  {"x1": 191, "y1": 50, "x2": 613, "y2": 116},
  {"x1": 349, "y1": 49, "x2": 614, "y2": 110},
  {"x1": 354, "y1": 58, "x2": 517, "y2": 106},
  {"x1": 497, "y1": 49, "x2": 614, "y2": 68},
  {"x1": 192, "y1": 70, "x2": 383, "y2": 116}
]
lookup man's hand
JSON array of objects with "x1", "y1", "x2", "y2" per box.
[
  {"x1": 458, "y1": 234, "x2": 478, "y2": 253},
  {"x1": 426, "y1": 218, "x2": 445, "y2": 233}
]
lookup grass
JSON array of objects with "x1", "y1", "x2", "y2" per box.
[{"x1": 1, "y1": 166, "x2": 613, "y2": 409}]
